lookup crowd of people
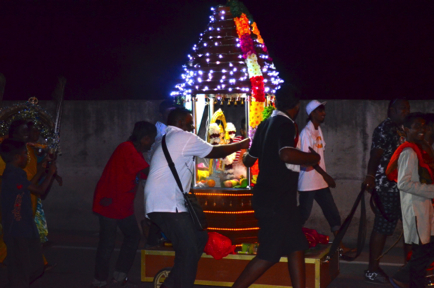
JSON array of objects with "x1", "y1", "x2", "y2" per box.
[{"x1": 2, "y1": 89, "x2": 434, "y2": 288}]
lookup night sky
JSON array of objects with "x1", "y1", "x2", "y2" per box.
[{"x1": 0, "y1": 1, "x2": 433, "y2": 101}]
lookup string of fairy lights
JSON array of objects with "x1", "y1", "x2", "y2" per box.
[{"x1": 170, "y1": 1, "x2": 283, "y2": 101}]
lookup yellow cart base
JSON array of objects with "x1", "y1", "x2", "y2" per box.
[{"x1": 141, "y1": 244, "x2": 339, "y2": 288}]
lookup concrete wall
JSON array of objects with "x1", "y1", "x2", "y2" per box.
[{"x1": 3, "y1": 99, "x2": 433, "y2": 242}]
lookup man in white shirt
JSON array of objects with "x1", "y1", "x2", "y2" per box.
[
  {"x1": 142, "y1": 100, "x2": 176, "y2": 246},
  {"x1": 145, "y1": 107, "x2": 250, "y2": 288},
  {"x1": 389, "y1": 113, "x2": 434, "y2": 288},
  {"x1": 298, "y1": 100, "x2": 341, "y2": 235}
]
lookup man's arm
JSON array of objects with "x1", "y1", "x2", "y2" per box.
[
  {"x1": 398, "y1": 148, "x2": 434, "y2": 198},
  {"x1": 28, "y1": 162, "x2": 57, "y2": 196},
  {"x1": 205, "y1": 138, "x2": 250, "y2": 159},
  {"x1": 363, "y1": 148, "x2": 383, "y2": 192},
  {"x1": 243, "y1": 153, "x2": 257, "y2": 167},
  {"x1": 312, "y1": 164, "x2": 336, "y2": 188},
  {"x1": 279, "y1": 147, "x2": 320, "y2": 166}
]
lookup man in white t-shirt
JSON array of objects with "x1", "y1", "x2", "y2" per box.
[
  {"x1": 145, "y1": 107, "x2": 250, "y2": 288},
  {"x1": 298, "y1": 100, "x2": 341, "y2": 235}
]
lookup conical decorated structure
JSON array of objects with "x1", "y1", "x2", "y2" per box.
[{"x1": 171, "y1": 0, "x2": 283, "y2": 103}]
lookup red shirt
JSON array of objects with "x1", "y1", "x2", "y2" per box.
[{"x1": 93, "y1": 141, "x2": 149, "y2": 219}]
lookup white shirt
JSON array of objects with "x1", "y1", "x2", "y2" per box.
[
  {"x1": 398, "y1": 147, "x2": 434, "y2": 245},
  {"x1": 145, "y1": 121, "x2": 167, "y2": 163},
  {"x1": 298, "y1": 121, "x2": 328, "y2": 191},
  {"x1": 145, "y1": 125, "x2": 213, "y2": 214}
]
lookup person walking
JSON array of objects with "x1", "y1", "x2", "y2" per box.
[
  {"x1": 92, "y1": 121, "x2": 156, "y2": 288},
  {"x1": 232, "y1": 85, "x2": 320, "y2": 288},
  {"x1": 363, "y1": 99, "x2": 410, "y2": 284}
]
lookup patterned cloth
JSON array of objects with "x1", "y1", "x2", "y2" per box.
[
  {"x1": 371, "y1": 118, "x2": 405, "y2": 192},
  {"x1": 34, "y1": 198, "x2": 48, "y2": 243},
  {"x1": 371, "y1": 118, "x2": 405, "y2": 235}
]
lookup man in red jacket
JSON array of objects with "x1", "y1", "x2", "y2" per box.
[{"x1": 92, "y1": 121, "x2": 156, "y2": 288}]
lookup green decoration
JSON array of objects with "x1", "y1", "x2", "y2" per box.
[{"x1": 262, "y1": 105, "x2": 275, "y2": 121}]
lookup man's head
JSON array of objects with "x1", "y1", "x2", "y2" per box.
[
  {"x1": 388, "y1": 99, "x2": 410, "y2": 125},
  {"x1": 403, "y1": 112, "x2": 425, "y2": 143},
  {"x1": 8, "y1": 119, "x2": 29, "y2": 142},
  {"x1": 129, "y1": 121, "x2": 157, "y2": 152},
  {"x1": 424, "y1": 113, "x2": 434, "y2": 145},
  {"x1": 159, "y1": 99, "x2": 176, "y2": 124},
  {"x1": 167, "y1": 107, "x2": 194, "y2": 132},
  {"x1": 27, "y1": 121, "x2": 41, "y2": 143},
  {"x1": 306, "y1": 100, "x2": 326, "y2": 125},
  {"x1": 275, "y1": 84, "x2": 301, "y2": 119},
  {"x1": 0, "y1": 139, "x2": 28, "y2": 168}
]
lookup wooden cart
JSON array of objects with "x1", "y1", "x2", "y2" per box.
[{"x1": 141, "y1": 244, "x2": 339, "y2": 288}]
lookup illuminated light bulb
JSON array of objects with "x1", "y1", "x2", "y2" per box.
[
  {"x1": 228, "y1": 88, "x2": 232, "y2": 92},
  {"x1": 204, "y1": 86, "x2": 209, "y2": 91},
  {"x1": 233, "y1": 68, "x2": 237, "y2": 71},
  {"x1": 195, "y1": 86, "x2": 199, "y2": 89},
  {"x1": 204, "y1": 43, "x2": 207, "y2": 47},
  {"x1": 230, "y1": 71, "x2": 233, "y2": 75},
  {"x1": 197, "y1": 77, "x2": 202, "y2": 82},
  {"x1": 221, "y1": 10, "x2": 225, "y2": 14},
  {"x1": 263, "y1": 79, "x2": 268, "y2": 83},
  {"x1": 221, "y1": 16, "x2": 224, "y2": 20},
  {"x1": 210, "y1": 70, "x2": 214, "y2": 73},
  {"x1": 222, "y1": 84, "x2": 225, "y2": 88},
  {"x1": 219, "y1": 54, "x2": 223, "y2": 58},
  {"x1": 238, "y1": 55, "x2": 242, "y2": 58},
  {"x1": 236, "y1": 38, "x2": 239, "y2": 42},
  {"x1": 229, "y1": 63, "x2": 233, "y2": 67},
  {"x1": 222, "y1": 69, "x2": 227, "y2": 73},
  {"x1": 206, "y1": 53, "x2": 210, "y2": 56},
  {"x1": 211, "y1": 7, "x2": 214, "y2": 10},
  {"x1": 216, "y1": 61, "x2": 220, "y2": 64},
  {"x1": 206, "y1": 58, "x2": 210, "y2": 62},
  {"x1": 217, "y1": 28, "x2": 220, "y2": 31},
  {"x1": 265, "y1": 87, "x2": 270, "y2": 92},
  {"x1": 198, "y1": 70, "x2": 203, "y2": 75},
  {"x1": 215, "y1": 42, "x2": 218, "y2": 46},
  {"x1": 222, "y1": 75, "x2": 226, "y2": 79},
  {"x1": 236, "y1": 44, "x2": 240, "y2": 47},
  {"x1": 209, "y1": 36, "x2": 213, "y2": 39},
  {"x1": 209, "y1": 27, "x2": 213, "y2": 31}
]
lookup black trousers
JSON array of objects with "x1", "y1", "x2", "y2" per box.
[
  {"x1": 393, "y1": 238, "x2": 434, "y2": 288},
  {"x1": 94, "y1": 214, "x2": 140, "y2": 281},
  {"x1": 4, "y1": 236, "x2": 44, "y2": 288},
  {"x1": 148, "y1": 212, "x2": 208, "y2": 288}
]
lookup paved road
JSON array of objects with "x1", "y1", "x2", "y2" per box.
[{"x1": 0, "y1": 230, "x2": 412, "y2": 287}]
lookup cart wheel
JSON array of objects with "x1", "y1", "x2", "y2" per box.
[{"x1": 153, "y1": 267, "x2": 172, "y2": 288}]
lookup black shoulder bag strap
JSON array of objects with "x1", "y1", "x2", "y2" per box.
[
  {"x1": 161, "y1": 135, "x2": 184, "y2": 194},
  {"x1": 161, "y1": 135, "x2": 206, "y2": 230}
]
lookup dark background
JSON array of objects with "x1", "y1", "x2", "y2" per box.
[{"x1": 0, "y1": 0, "x2": 433, "y2": 101}]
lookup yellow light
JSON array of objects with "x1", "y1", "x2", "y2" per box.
[
  {"x1": 207, "y1": 227, "x2": 259, "y2": 231},
  {"x1": 203, "y1": 210, "x2": 254, "y2": 214},
  {"x1": 194, "y1": 193, "x2": 253, "y2": 197}
]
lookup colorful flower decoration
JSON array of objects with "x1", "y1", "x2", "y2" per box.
[
  {"x1": 234, "y1": 14, "x2": 250, "y2": 39},
  {"x1": 249, "y1": 100, "x2": 264, "y2": 128},
  {"x1": 251, "y1": 22, "x2": 264, "y2": 44}
]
